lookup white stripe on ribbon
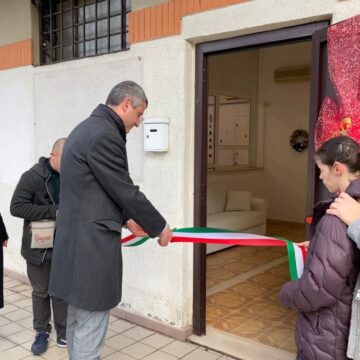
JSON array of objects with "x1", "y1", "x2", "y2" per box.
[
  {"x1": 172, "y1": 232, "x2": 277, "y2": 240},
  {"x1": 292, "y1": 242, "x2": 305, "y2": 279}
]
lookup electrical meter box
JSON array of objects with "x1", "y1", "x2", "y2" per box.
[{"x1": 143, "y1": 117, "x2": 169, "y2": 152}]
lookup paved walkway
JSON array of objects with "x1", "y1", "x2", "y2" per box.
[{"x1": 0, "y1": 275, "x2": 236, "y2": 360}]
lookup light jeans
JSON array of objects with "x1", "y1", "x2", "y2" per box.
[{"x1": 66, "y1": 304, "x2": 110, "y2": 360}]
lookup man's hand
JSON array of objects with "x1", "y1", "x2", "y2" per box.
[
  {"x1": 158, "y1": 224, "x2": 172, "y2": 247},
  {"x1": 126, "y1": 219, "x2": 147, "y2": 237},
  {"x1": 2, "y1": 240, "x2": 8, "y2": 247},
  {"x1": 326, "y1": 192, "x2": 360, "y2": 225}
]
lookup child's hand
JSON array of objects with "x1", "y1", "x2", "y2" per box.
[{"x1": 297, "y1": 241, "x2": 309, "y2": 250}]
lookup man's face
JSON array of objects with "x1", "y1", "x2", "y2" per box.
[
  {"x1": 50, "y1": 145, "x2": 64, "y2": 173},
  {"x1": 121, "y1": 98, "x2": 147, "y2": 133}
]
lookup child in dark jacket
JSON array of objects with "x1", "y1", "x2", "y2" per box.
[{"x1": 280, "y1": 135, "x2": 360, "y2": 360}]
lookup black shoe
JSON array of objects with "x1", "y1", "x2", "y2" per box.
[
  {"x1": 31, "y1": 331, "x2": 49, "y2": 355},
  {"x1": 56, "y1": 337, "x2": 67, "y2": 348}
]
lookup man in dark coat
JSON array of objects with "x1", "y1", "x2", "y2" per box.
[
  {"x1": 49, "y1": 81, "x2": 172, "y2": 360},
  {"x1": 10, "y1": 139, "x2": 67, "y2": 356},
  {"x1": 0, "y1": 212, "x2": 9, "y2": 309},
  {"x1": 280, "y1": 178, "x2": 360, "y2": 360}
]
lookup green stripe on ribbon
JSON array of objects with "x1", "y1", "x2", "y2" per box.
[
  {"x1": 174, "y1": 227, "x2": 234, "y2": 233},
  {"x1": 286, "y1": 240, "x2": 298, "y2": 281},
  {"x1": 125, "y1": 237, "x2": 150, "y2": 247}
]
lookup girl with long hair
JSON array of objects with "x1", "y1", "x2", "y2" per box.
[{"x1": 280, "y1": 135, "x2": 360, "y2": 360}]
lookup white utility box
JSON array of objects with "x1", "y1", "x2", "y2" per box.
[{"x1": 143, "y1": 117, "x2": 169, "y2": 152}]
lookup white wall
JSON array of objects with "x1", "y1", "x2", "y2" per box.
[
  {"x1": 0, "y1": 67, "x2": 35, "y2": 274},
  {"x1": 208, "y1": 51, "x2": 258, "y2": 99},
  {"x1": 333, "y1": 0, "x2": 360, "y2": 23},
  {"x1": 33, "y1": 57, "x2": 144, "y2": 181},
  {"x1": 258, "y1": 43, "x2": 311, "y2": 222},
  {"x1": 182, "y1": 0, "x2": 336, "y2": 43},
  {"x1": 208, "y1": 42, "x2": 311, "y2": 223}
]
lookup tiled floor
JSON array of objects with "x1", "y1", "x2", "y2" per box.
[
  {"x1": 206, "y1": 220, "x2": 306, "y2": 353},
  {"x1": 0, "y1": 277, "x2": 236, "y2": 360}
]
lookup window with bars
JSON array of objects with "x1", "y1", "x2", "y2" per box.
[{"x1": 39, "y1": 0, "x2": 131, "y2": 65}]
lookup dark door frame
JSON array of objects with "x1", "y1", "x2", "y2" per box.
[
  {"x1": 193, "y1": 20, "x2": 330, "y2": 336},
  {"x1": 308, "y1": 27, "x2": 337, "y2": 210}
]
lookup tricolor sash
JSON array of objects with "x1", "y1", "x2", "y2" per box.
[{"x1": 121, "y1": 227, "x2": 306, "y2": 281}]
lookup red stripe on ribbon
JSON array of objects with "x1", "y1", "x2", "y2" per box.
[
  {"x1": 300, "y1": 245, "x2": 307, "y2": 262},
  {"x1": 170, "y1": 236, "x2": 287, "y2": 246},
  {"x1": 121, "y1": 234, "x2": 136, "y2": 244}
]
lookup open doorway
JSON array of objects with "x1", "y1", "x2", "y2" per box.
[
  {"x1": 205, "y1": 42, "x2": 310, "y2": 354},
  {"x1": 192, "y1": 21, "x2": 331, "y2": 359}
]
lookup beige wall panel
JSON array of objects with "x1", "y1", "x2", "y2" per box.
[
  {"x1": 133, "y1": 0, "x2": 168, "y2": 11},
  {"x1": 0, "y1": 0, "x2": 32, "y2": 47}
]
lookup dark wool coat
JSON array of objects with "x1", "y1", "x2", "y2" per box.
[
  {"x1": 0, "y1": 212, "x2": 8, "y2": 308},
  {"x1": 10, "y1": 158, "x2": 58, "y2": 265},
  {"x1": 49, "y1": 104, "x2": 166, "y2": 312},
  {"x1": 280, "y1": 178, "x2": 360, "y2": 360}
]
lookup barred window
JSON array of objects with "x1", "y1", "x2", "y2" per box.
[{"x1": 39, "y1": 0, "x2": 131, "y2": 65}]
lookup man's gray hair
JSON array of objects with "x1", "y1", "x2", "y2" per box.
[{"x1": 106, "y1": 81, "x2": 148, "y2": 108}]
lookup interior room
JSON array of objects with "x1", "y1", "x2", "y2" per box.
[{"x1": 205, "y1": 41, "x2": 311, "y2": 354}]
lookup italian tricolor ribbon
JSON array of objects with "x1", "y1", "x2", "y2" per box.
[{"x1": 121, "y1": 227, "x2": 307, "y2": 281}]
